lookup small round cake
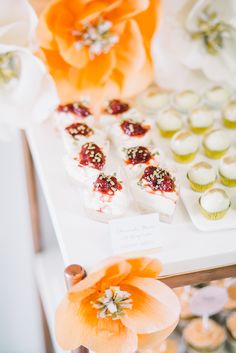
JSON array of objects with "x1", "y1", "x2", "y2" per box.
[
  {"x1": 157, "y1": 109, "x2": 183, "y2": 138},
  {"x1": 174, "y1": 90, "x2": 199, "y2": 112},
  {"x1": 139, "y1": 85, "x2": 170, "y2": 112},
  {"x1": 226, "y1": 312, "x2": 236, "y2": 352},
  {"x1": 189, "y1": 107, "x2": 214, "y2": 134},
  {"x1": 199, "y1": 188, "x2": 231, "y2": 220},
  {"x1": 183, "y1": 318, "x2": 226, "y2": 353},
  {"x1": 206, "y1": 86, "x2": 229, "y2": 107},
  {"x1": 171, "y1": 130, "x2": 199, "y2": 163},
  {"x1": 203, "y1": 129, "x2": 230, "y2": 159},
  {"x1": 222, "y1": 100, "x2": 236, "y2": 129},
  {"x1": 187, "y1": 162, "x2": 216, "y2": 192},
  {"x1": 219, "y1": 154, "x2": 236, "y2": 187}
]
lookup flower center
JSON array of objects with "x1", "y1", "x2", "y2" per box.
[
  {"x1": 191, "y1": 6, "x2": 233, "y2": 55},
  {"x1": 73, "y1": 18, "x2": 119, "y2": 58},
  {"x1": 0, "y1": 52, "x2": 19, "y2": 85},
  {"x1": 91, "y1": 286, "x2": 132, "y2": 320}
]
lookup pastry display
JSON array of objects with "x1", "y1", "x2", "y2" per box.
[
  {"x1": 219, "y1": 154, "x2": 236, "y2": 187},
  {"x1": 222, "y1": 100, "x2": 236, "y2": 129},
  {"x1": 139, "y1": 85, "x2": 170, "y2": 112},
  {"x1": 203, "y1": 129, "x2": 230, "y2": 159},
  {"x1": 99, "y1": 99, "x2": 130, "y2": 127},
  {"x1": 183, "y1": 318, "x2": 226, "y2": 353},
  {"x1": 132, "y1": 165, "x2": 179, "y2": 216},
  {"x1": 189, "y1": 107, "x2": 214, "y2": 134},
  {"x1": 171, "y1": 130, "x2": 199, "y2": 163},
  {"x1": 226, "y1": 312, "x2": 236, "y2": 353},
  {"x1": 84, "y1": 173, "x2": 129, "y2": 218},
  {"x1": 205, "y1": 86, "x2": 229, "y2": 107},
  {"x1": 174, "y1": 90, "x2": 199, "y2": 112},
  {"x1": 199, "y1": 188, "x2": 231, "y2": 220},
  {"x1": 157, "y1": 109, "x2": 183, "y2": 138},
  {"x1": 53, "y1": 101, "x2": 94, "y2": 130},
  {"x1": 187, "y1": 162, "x2": 216, "y2": 192}
]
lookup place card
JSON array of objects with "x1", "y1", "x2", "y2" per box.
[{"x1": 109, "y1": 213, "x2": 161, "y2": 255}]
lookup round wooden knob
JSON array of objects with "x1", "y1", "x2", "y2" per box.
[{"x1": 64, "y1": 264, "x2": 86, "y2": 289}]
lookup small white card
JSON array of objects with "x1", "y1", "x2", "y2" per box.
[{"x1": 109, "y1": 213, "x2": 161, "y2": 255}]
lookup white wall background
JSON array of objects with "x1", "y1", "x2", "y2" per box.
[{"x1": 0, "y1": 132, "x2": 45, "y2": 353}]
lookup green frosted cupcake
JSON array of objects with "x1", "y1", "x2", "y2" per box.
[
  {"x1": 199, "y1": 188, "x2": 231, "y2": 220},
  {"x1": 219, "y1": 154, "x2": 236, "y2": 187},
  {"x1": 187, "y1": 162, "x2": 216, "y2": 192},
  {"x1": 203, "y1": 129, "x2": 230, "y2": 159},
  {"x1": 171, "y1": 130, "x2": 199, "y2": 163},
  {"x1": 222, "y1": 100, "x2": 236, "y2": 129},
  {"x1": 157, "y1": 109, "x2": 183, "y2": 138}
]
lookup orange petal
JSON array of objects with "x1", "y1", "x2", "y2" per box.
[
  {"x1": 109, "y1": 0, "x2": 149, "y2": 23},
  {"x1": 126, "y1": 258, "x2": 162, "y2": 279},
  {"x1": 76, "y1": 0, "x2": 122, "y2": 24},
  {"x1": 134, "y1": 0, "x2": 160, "y2": 41}
]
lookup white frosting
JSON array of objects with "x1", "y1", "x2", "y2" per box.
[
  {"x1": 204, "y1": 129, "x2": 230, "y2": 151},
  {"x1": 140, "y1": 87, "x2": 169, "y2": 110},
  {"x1": 188, "y1": 162, "x2": 216, "y2": 185},
  {"x1": 174, "y1": 90, "x2": 199, "y2": 111},
  {"x1": 206, "y1": 86, "x2": 229, "y2": 105},
  {"x1": 53, "y1": 110, "x2": 94, "y2": 130},
  {"x1": 189, "y1": 107, "x2": 214, "y2": 128},
  {"x1": 219, "y1": 155, "x2": 236, "y2": 179},
  {"x1": 171, "y1": 130, "x2": 199, "y2": 155},
  {"x1": 200, "y1": 189, "x2": 230, "y2": 213},
  {"x1": 158, "y1": 109, "x2": 183, "y2": 131},
  {"x1": 224, "y1": 101, "x2": 236, "y2": 122}
]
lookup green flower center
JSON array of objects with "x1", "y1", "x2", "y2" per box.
[
  {"x1": 0, "y1": 52, "x2": 19, "y2": 85},
  {"x1": 91, "y1": 286, "x2": 133, "y2": 320},
  {"x1": 73, "y1": 18, "x2": 119, "y2": 58},
  {"x1": 191, "y1": 6, "x2": 233, "y2": 55}
]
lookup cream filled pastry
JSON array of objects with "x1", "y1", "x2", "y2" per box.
[
  {"x1": 222, "y1": 100, "x2": 236, "y2": 128},
  {"x1": 99, "y1": 99, "x2": 130, "y2": 127},
  {"x1": 131, "y1": 165, "x2": 179, "y2": 216},
  {"x1": 219, "y1": 154, "x2": 236, "y2": 186},
  {"x1": 171, "y1": 130, "x2": 199, "y2": 163},
  {"x1": 174, "y1": 90, "x2": 199, "y2": 111},
  {"x1": 187, "y1": 162, "x2": 216, "y2": 192},
  {"x1": 157, "y1": 109, "x2": 183, "y2": 138},
  {"x1": 64, "y1": 141, "x2": 109, "y2": 184},
  {"x1": 206, "y1": 86, "x2": 229, "y2": 107},
  {"x1": 199, "y1": 188, "x2": 231, "y2": 220},
  {"x1": 84, "y1": 173, "x2": 129, "y2": 218},
  {"x1": 183, "y1": 318, "x2": 226, "y2": 353},
  {"x1": 139, "y1": 85, "x2": 170, "y2": 112},
  {"x1": 53, "y1": 101, "x2": 94, "y2": 130},
  {"x1": 189, "y1": 107, "x2": 214, "y2": 134},
  {"x1": 203, "y1": 129, "x2": 230, "y2": 159}
]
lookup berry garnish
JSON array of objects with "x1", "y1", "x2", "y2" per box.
[
  {"x1": 94, "y1": 173, "x2": 122, "y2": 196},
  {"x1": 65, "y1": 123, "x2": 94, "y2": 138},
  {"x1": 57, "y1": 102, "x2": 91, "y2": 117},
  {"x1": 120, "y1": 119, "x2": 149, "y2": 137},
  {"x1": 77, "y1": 142, "x2": 106, "y2": 170},
  {"x1": 106, "y1": 99, "x2": 130, "y2": 115},
  {"x1": 125, "y1": 146, "x2": 152, "y2": 165},
  {"x1": 139, "y1": 166, "x2": 176, "y2": 192}
]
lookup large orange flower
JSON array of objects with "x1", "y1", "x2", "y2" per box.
[
  {"x1": 56, "y1": 257, "x2": 180, "y2": 353},
  {"x1": 37, "y1": 0, "x2": 159, "y2": 106}
]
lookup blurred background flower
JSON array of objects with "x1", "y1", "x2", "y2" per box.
[{"x1": 152, "y1": 0, "x2": 236, "y2": 91}]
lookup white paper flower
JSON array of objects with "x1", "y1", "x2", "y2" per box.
[
  {"x1": 152, "y1": 0, "x2": 236, "y2": 91},
  {"x1": 0, "y1": 0, "x2": 58, "y2": 140}
]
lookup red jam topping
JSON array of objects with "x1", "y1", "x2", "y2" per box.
[
  {"x1": 94, "y1": 173, "x2": 122, "y2": 196},
  {"x1": 77, "y1": 142, "x2": 106, "y2": 170},
  {"x1": 125, "y1": 146, "x2": 152, "y2": 165},
  {"x1": 139, "y1": 166, "x2": 176, "y2": 192},
  {"x1": 120, "y1": 120, "x2": 149, "y2": 137},
  {"x1": 65, "y1": 123, "x2": 94, "y2": 138},
  {"x1": 57, "y1": 102, "x2": 91, "y2": 117},
  {"x1": 106, "y1": 99, "x2": 130, "y2": 115}
]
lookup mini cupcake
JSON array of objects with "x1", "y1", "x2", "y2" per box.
[
  {"x1": 203, "y1": 129, "x2": 230, "y2": 159},
  {"x1": 171, "y1": 130, "x2": 199, "y2": 163},
  {"x1": 84, "y1": 173, "x2": 129, "y2": 219},
  {"x1": 199, "y1": 188, "x2": 231, "y2": 220},
  {"x1": 174, "y1": 286, "x2": 198, "y2": 330},
  {"x1": 99, "y1": 99, "x2": 130, "y2": 127},
  {"x1": 53, "y1": 101, "x2": 94, "y2": 130},
  {"x1": 222, "y1": 100, "x2": 236, "y2": 129},
  {"x1": 189, "y1": 107, "x2": 214, "y2": 134},
  {"x1": 174, "y1": 90, "x2": 199, "y2": 112},
  {"x1": 187, "y1": 162, "x2": 216, "y2": 192},
  {"x1": 219, "y1": 154, "x2": 236, "y2": 187},
  {"x1": 157, "y1": 109, "x2": 183, "y2": 138},
  {"x1": 183, "y1": 318, "x2": 226, "y2": 353},
  {"x1": 139, "y1": 85, "x2": 170, "y2": 112},
  {"x1": 205, "y1": 86, "x2": 229, "y2": 107},
  {"x1": 226, "y1": 312, "x2": 236, "y2": 353}
]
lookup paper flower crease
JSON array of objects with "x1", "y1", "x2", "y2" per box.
[
  {"x1": 37, "y1": 0, "x2": 159, "y2": 105},
  {"x1": 56, "y1": 257, "x2": 180, "y2": 353}
]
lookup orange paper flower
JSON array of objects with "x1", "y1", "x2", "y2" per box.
[
  {"x1": 56, "y1": 257, "x2": 180, "y2": 353},
  {"x1": 37, "y1": 0, "x2": 159, "y2": 106}
]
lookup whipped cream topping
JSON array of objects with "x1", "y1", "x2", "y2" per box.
[
  {"x1": 174, "y1": 90, "x2": 199, "y2": 110},
  {"x1": 188, "y1": 162, "x2": 216, "y2": 185},
  {"x1": 158, "y1": 109, "x2": 183, "y2": 131},
  {"x1": 206, "y1": 86, "x2": 229, "y2": 105},
  {"x1": 200, "y1": 188, "x2": 230, "y2": 213},
  {"x1": 204, "y1": 129, "x2": 230, "y2": 151},
  {"x1": 219, "y1": 154, "x2": 236, "y2": 179},
  {"x1": 171, "y1": 130, "x2": 199, "y2": 155},
  {"x1": 189, "y1": 107, "x2": 214, "y2": 128},
  {"x1": 140, "y1": 86, "x2": 169, "y2": 110},
  {"x1": 224, "y1": 101, "x2": 236, "y2": 122}
]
